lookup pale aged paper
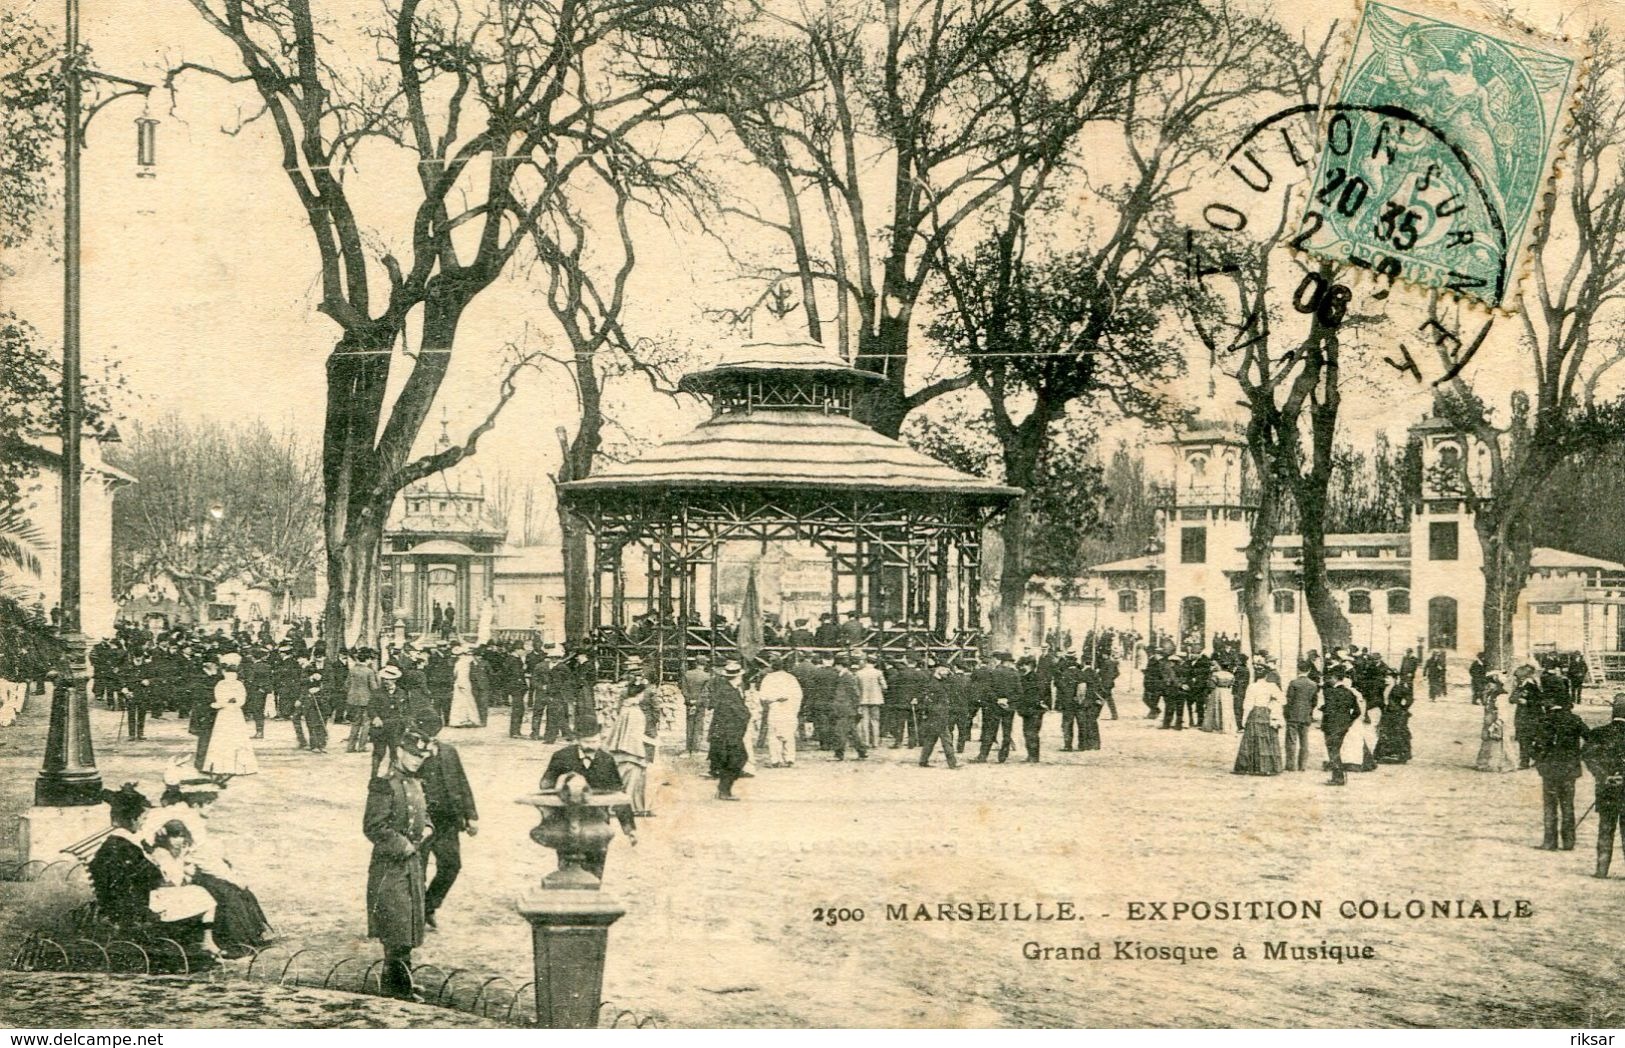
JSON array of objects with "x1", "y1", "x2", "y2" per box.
[{"x1": 3, "y1": 0, "x2": 1625, "y2": 1032}]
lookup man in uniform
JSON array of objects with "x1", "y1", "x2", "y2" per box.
[
  {"x1": 364, "y1": 729, "x2": 435, "y2": 1000},
  {"x1": 1531, "y1": 693, "x2": 1591, "y2": 851},
  {"x1": 917, "y1": 659, "x2": 960, "y2": 769},
  {"x1": 1581, "y1": 696, "x2": 1625, "y2": 878}
]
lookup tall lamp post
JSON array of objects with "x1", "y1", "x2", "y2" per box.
[{"x1": 33, "y1": 0, "x2": 155, "y2": 807}]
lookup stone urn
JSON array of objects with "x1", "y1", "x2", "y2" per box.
[
  {"x1": 522, "y1": 774, "x2": 626, "y2": 890},
  {"x1": 514, "y1": 777, "x2": 631, "y2": 1027}
]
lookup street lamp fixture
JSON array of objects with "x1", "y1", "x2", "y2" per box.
[{"x1": 34, "y1": 0, "x2": 158, "y2": 808}]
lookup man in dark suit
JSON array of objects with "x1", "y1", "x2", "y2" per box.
[
  {"x1": 419, "y1": 735, "x2": 478, "y2": 929},
  {"x1": 1283, "y1": 660, "x2": 1319, "y2": 772},
  {"x1": 1321, "y1": 668, "x2": 1362, "y2": 786},
  {"x1": 1142, "y1": 650, "x2": 1165, "y2": 719},
  {"x1": 813, "y1": 612, "x2": 841, "y2": 648},
  {"x1": 917, "y1": 660, "x2": 961, "y2": 769},
  {"x1": 539, "y1": 729, "x2": 637, "y2": 878},
  {"x1": 1531, "y1": 696, "x2": 1590, "y2": 851},
  {"x1": 1015, "y1": 655, "x2": 1049, "y2": 763},
  {"x1": 1581, "y1": 696, "x2": 1625, "y2": 878},
  {"x1": 971, "y1": 652, "x2": 1020, "y2": 763},
  {"x1": 1055, "y1": 654, "x2": 1085, "y2": 751}
]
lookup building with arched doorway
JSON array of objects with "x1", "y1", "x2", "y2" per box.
[{"x1": 1023, "y1": 415, "x2": 1625, "y2": 679}]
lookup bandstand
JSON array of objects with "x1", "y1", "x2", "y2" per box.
[{"x1": 558, "y1": 341, "x2": 1019, "y2": 679}]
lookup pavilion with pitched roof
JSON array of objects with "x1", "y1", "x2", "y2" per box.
[{"x1": 558, "y1": 339, "x2": 1019, "y2": 677}]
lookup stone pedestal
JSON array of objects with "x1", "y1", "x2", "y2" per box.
[
  {"x1": 15, "y1": 803, "x2": 110, "y2": 866},
  {"x1": 516, "y1": 890, "x2": 626, "y2": 1028}
]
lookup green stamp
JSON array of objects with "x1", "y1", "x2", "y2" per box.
[{"x1": 1297, "y1": 1, "x2": 1579, "y2": 308}]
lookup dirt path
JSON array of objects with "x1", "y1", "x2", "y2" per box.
[{"x1": 2, "y1": 693, "x2": 1621, "y2": 1027}]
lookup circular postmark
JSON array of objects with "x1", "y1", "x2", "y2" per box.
[{"x1": 1184, "y1": 101, "x2": 1500, "y2": 389}]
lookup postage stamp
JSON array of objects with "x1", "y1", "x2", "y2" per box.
[{"x1": 1295, "y1": 0, "x2": 1583, "y2": 309}]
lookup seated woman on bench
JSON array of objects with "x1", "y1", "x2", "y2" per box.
[{"x1": 86, "y1": 784, "x2": 221, "y2": 957}]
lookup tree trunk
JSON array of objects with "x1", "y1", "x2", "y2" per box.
[
  {"x1": 560, "y1": 506, "x2": 591, "y2": 643},
  {"x1": 994, "y1": 494, "x2": 1032, "y2": 651},
  {"x1": 1298, "y1": 509, "x2": 1350, "y2": 650},
  {"x1": 324, "y1": 517, "x2": 382, "y2": 648},
  {"x1": 856, "y1": 313, "x2": 912, "y2": 437},
  {"x1": 1477, "y1": 517, "x2": 1534, "y2": 671},
  {"x1": 1240, "y1": 442, "x2": 1282, "y2": 658}
]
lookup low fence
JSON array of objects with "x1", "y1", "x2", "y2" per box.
[{"x1": 2, "y1": 861, "x2": 658, "y2": 1028}]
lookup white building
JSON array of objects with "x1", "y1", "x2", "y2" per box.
[
  {"x1": 6, "y1": 435, "x2": 133, "y2": 638},
  {"x1": 1025, "y1": 416, "x2": 1625, "y2": 676}
]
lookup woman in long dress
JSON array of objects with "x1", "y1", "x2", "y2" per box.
[
  {"x1": 1373, "y1": 672, "x2": 1414, "y2": 764},
  {"x1": 1202, "y1": 664, "x2": 1231, "y2": 732},
  {"x1": 1339, "y1": 689, "x2": 1378, "y2": 772},
  {"x1": 87, "y1": 786, "x2": 220, "y2": 956},
  {"x1": 202, "y1": 654, "x2": 257, "y2": 778},
  {"x1": 447, "y1": 646, "x2": 482, "y2": 728},
  {"x1": 607, "y1": 683, "x2": 657, "y2": 816},
  {"x1": 1475, "y1": 671, "x2": 1517, "y2": 772},
  {"x1": 144, "y1": 767, "x2": 274, "y2": 955},
  {"x1": 1233, "y1": 669, "x2": 1284, "y2": 775}
]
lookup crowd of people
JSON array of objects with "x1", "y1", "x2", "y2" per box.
[{"x1": 44, "y1": 617, "x2": 1625, "y2": 1001}]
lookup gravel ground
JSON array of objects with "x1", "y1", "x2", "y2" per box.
[
  {"x1": 2, "y1": 685, "x2": 1622, "y2": 1028},
  {"x1": 0, "y1": 972, "x2": 500, "y2": 1028}
]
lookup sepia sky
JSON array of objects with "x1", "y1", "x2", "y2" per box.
[{"x1": 5, "y1": 0, "x2": 1625, "y2": 534}]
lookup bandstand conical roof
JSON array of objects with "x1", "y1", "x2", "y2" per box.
[{"x1": 559, "y1": 340, "x2": 1019, "y2": 503}]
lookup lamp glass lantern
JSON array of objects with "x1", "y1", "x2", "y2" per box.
[{"x1": 135, "y1": 115, "x2": 159, "y2": 178}]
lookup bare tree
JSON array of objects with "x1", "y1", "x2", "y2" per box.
[
  {"x1": 666, "y1": 0, "x2": 1186, "y2": 436},
  {"x1": 927, "y1": 1, "x2": 1291, "y2": 644},
  {"x1": 168, "y1": 0, "x2": 714, "y2": 643},
  {"x1": 1432, "y1": 32, "x2": 1625, "y2": 668},
  {"x1": 109, "y1": 416, "x2": 320, "y2": 621},
  {"x1": 1181, "y1": 28, "x2": 1382, "y2": 656}
]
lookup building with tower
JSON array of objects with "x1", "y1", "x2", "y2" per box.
[{"x1": 1024, "y1": 413, "x2": 1625, "y2": 679}]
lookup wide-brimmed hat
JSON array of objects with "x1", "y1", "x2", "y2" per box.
[
  {"x1": 722, "y1": 659, "x2": 744, "y2": 675},
  {"x1": 379, "y1": 665, "x2": 403, "y2": 681}
]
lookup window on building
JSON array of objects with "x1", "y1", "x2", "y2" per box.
[
  {"x1": 1273, "y1": 591, "x2": 1296, "y2": 614},
  {"x1": 1118, "y1": 590, "x2": 1138, "y2": 613},
  {"x1": 1387, "y1": 590, "x2": 1411, "y2": 615},
  {"x1": 1180, "y1": 527, "x2": 1207, "y2": 564},
  {"x1": 1430, "y1": 521, "x2": 1459, "y2": 561},
  {"x1": 1535, "y1": 603, "x2": 1563, "y2": 615},
  {"x1": 1150, "y1": 590, "x2": 1166, "y2": 614},
  {"x1": 1348, "y1": 590, "x2": 1372, "y2": 614}
]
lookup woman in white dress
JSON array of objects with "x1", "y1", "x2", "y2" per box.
[
  {"x1": 447, "y1": 645, "x2": 482, "y2": 727},
  {"x1": 1339, "y1": 688, "x2": 1378, "y2": 772},
  {"x1": 202, "y1": 654, "x2": 258, "y2": 778}
]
